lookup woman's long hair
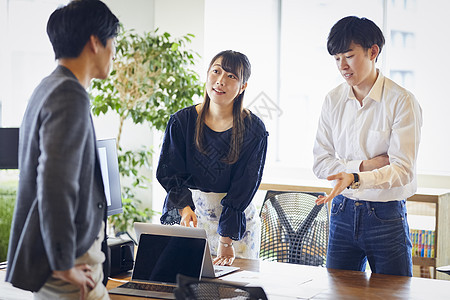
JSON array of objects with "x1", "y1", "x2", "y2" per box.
[{"x1": 195, "y1": 50, "x2": 251, "y2": 164}]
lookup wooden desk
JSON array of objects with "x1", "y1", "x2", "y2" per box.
[
  {"x1": 2, "y1": 261, "x2": 449, "y2": 299},
  {"x1": 107, "y1": 258, "x2": 450, "y2": 299}
]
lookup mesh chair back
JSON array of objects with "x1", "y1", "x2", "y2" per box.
[
  {"x1": 259, "y1": 190, "x2": 329, "y2": 266},
  {"x1": 175, "y1": 274, "x2": 268, "y2": 300}
]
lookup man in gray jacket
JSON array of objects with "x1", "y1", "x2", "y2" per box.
[{"x1": 6, "y1": 1, "x2": 119, "y2": 299}]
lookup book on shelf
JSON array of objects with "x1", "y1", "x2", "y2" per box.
[{"x1": 410, "y1": 229, "x2": 435, "y2": 258}]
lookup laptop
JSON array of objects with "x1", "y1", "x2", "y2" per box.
[
  {"x1": 109, "y1": 233, "x2": 207, "y2": 299},
  {"x1": 134, "y1": 222, "x2": 240, "y2": 278}
]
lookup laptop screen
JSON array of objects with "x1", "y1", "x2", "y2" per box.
[{"x1": 132, "y1": 234, "x2": 206, "y2": 284}]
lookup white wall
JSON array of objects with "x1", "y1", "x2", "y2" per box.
[
  {"x1": 154, "y1": 0, "x2": 205, "y2": 75},
  {"x1": 94, "y1": 0, "x2": 206, "y2": 214},
  {"x1": 94, "y1": 0, "x2": 156, "y2": 210},
  {"x1": 152, "y1": 0, "x2": 205, "y2": 216},
  {"x1": 106, "y1": 0, "x2": 155, "y2": 34}
]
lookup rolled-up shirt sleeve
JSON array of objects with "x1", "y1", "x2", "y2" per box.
[
  {"x1": 313, "y1": 74, "x2": 422, "y2": 200},
  {"x1": 358, "y1": 94, "x2": 422, "y2": 189},
  {"x1": 157, "y1": 115, "x2": 194, "y2": 224}
]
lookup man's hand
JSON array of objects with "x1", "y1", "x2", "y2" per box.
[
  {"x1": 360, "y1": 154, "x2": 390, "y2": 171},
  {"x1": 316, "y1": 155, "x2": 390, "y2": 205},
  {"x1": 316, "y1": 172, "x2": 354, "y2": 205},
  {"x1": 213, "y1": 236, "x2": 235, "y2": 266},
  {"x1": 52, "y1": 264, "x2": 95, "y2": 300},
  {"x1": 178, "y1": 206, "x2": 197, "y2": 227}
]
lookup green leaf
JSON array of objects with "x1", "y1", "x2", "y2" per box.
[
  {"x1": 89, "y1": 26, "x2": 203, "y2": 233},
  {"x1": 171, "y1": 42, "x2": 179, "y2": 52}
]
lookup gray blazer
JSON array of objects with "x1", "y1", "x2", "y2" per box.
[{"x1": 6, "y1": 66, "x2": 107, "y2": 292}]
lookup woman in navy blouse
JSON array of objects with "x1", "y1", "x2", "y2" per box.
[{"x1": 156, "y1": 50, "x2": 268, "y2": 266}]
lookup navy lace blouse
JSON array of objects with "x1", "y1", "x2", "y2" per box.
[{"x1": 156, "y1": 105, "x2": 268, "y2": 240}]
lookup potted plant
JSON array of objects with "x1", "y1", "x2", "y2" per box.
[
  {"x1": 90, "y1": 27, "x2": 203, "y2": 234},
  {"x1": 0, "y1": 180, "x2": 17, "y2": 261}
]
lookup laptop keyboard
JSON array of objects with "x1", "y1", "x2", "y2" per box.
[{"x1": 118, "y1": 281, "x2": 176, "y2": 293}]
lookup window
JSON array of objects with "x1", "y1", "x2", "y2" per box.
[
  {"x1": 204, "y1": 0, "x2": 450, "y2": 182},
  {"x1": 391, "y1": 31, "x2": 415, "y2": 49},
  {"x1": 2, "y1": 0, "x2": 450, "y2": 185},
  {"x1": 391, "y1": 70, "x2": 415, "y2": 88},
  {"x1": 277, "y1": 0, "x2": 383, "y2": 174}
]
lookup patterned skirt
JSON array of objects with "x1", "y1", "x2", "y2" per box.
[{"x1": 191, "y1": 190, "x2": 261, "y2": 259}]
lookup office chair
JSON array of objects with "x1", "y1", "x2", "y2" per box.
[
  {"x1": 259, "y1": 190, "x2": 329, "y2": 267},
  {"x1": 437, "y1": 265, "x2": 450, "y2": 275},
  {"x1": 174, "y1": 274, "x2": 268, "y2": 300}
]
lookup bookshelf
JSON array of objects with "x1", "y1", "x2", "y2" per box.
[
  {"x1": 258, "y1": 183, "x2": 450, "y2": 280},
  {"x1": 407, "y1": 189, "x2": 450, "y2": 279}
]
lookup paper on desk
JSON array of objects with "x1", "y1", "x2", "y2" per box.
[
  {"x1": 0, "y1": 270, "x2": 33, "y2": 300},
  {"x1": 221, "y1": 270, "x2": 325, "y2": 299}
]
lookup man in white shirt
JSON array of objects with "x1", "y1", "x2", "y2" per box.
[{"x1": 313, "y1": 16, "x2": 422, "y2": 276}]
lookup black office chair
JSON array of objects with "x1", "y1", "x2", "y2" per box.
[
  {"x1": 437, "y1": 265, "x2": 450, "y2": 275},
  {"x1": 174, "y1": 274, "x2": 268, "y2": 300},
  {"x1": 259, "y1": 190, "x2": 329, "y2": 267}
]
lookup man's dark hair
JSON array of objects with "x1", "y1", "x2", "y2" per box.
[
  {"x1": 47, "y1": 0, "x2": 120, "y2": 59},
  {"x1": 327, "y1": 16, "x2": 385, "y2": 59}
]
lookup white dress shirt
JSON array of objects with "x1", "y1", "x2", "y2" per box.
[{"x1": 313, "y1": 70, "x2": 422, "y2": 201}]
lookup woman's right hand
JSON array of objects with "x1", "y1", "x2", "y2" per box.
[{"x1": 178, "y1": 206, "x2": 197, "y2": 227}]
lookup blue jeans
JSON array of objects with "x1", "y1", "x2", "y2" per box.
[{"x1": 326, "y1": 195, "x2": 412, "y2": 276}]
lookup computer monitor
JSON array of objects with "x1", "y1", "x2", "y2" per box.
[
  {"x1": 97, "y1": 138, "x2": 123, "y2": 216},
  {"x1": 0, "y1": 127, "x2": 19, "y2": 169}
]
